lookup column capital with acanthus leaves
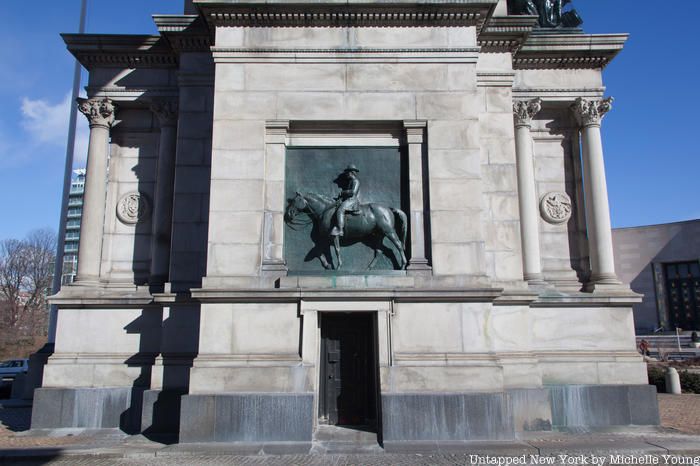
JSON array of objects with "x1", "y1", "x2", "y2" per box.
[
  {"x1": 77, "y1": 98, "x2": 115, "y2": 129},
  {"x1": 513, "y1": 98, "x2": 543, "y2": 128},
  {"x1": 571, "y1": 97, "x2": 613, "y2": 128}
]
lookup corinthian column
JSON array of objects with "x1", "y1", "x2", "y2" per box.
[
  {"x1": 149, "y1": 99, "x2": 178, "y2": 285},
  {"x1": 571, "y1": 97, "x2": 621, "y2": 289},
  {"x1": 75, "y1": 98, "x2": 115, "y2": 284},
  {"x1": 513, "y1": 98, "x2": 545, "y2": 284}
]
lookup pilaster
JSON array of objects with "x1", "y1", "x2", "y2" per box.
[
  {"x1": 261, "y1": 120, "x2": 290, "y2": 275},
  {"x1": 149, "y1": 99, "x2": 179, "y2": 286},
  {"x1": 404, "y1": 120, "x2": 431, "y2": 273}
]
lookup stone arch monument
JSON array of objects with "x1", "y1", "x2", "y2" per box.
[{"x1": 33, "y1": 0, "x2": 658, "y2": 448}]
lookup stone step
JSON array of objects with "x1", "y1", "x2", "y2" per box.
[
  {"x1": 637, "y1": 335, "x2": 695, "y2": 348},
  {"x1": 311, "y1": 425, "x2": 382, "y2": 454}
]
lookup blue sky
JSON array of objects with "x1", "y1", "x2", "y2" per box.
[{"x1": 0, "y1": 0, "x2": 698, "y2": 241}]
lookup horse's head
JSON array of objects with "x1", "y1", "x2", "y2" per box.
[{"x1": 284, "y1": 192, "x2": 309, "y2": 224}]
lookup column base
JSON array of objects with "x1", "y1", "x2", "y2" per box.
[
  {"x1": 148, "y1": 275, "x2": 168, "y2": 287},
  {"x1": 71, "y1": 276, "x2": 101, "y2": 287},
  {"x1": 524, "y1": 273, "x2": 549, "y2": 287},
  {"x1": 585, "y1": 274, "x2": 625, "y2": 293},
  {"x1": 406, "y1": 259, "x2": 431, "y2": 274},
  {"x1": 261, "y1": 261, "x2": 288, "y2": 275}
]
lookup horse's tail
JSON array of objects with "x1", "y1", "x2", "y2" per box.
[{"x1": 391, "y1": 208, "x2": 408, "y2": 250}]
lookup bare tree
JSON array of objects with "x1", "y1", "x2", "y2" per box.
[{"x1": 0, "y1": 229, "x2": 56, "y2": 336}]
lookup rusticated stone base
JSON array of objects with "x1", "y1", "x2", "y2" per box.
[
  {"x1": 31, "y1": 387, "x2": 144, "y2": 434},
  {"x1": 141, "y1": 389, "x2": 187, "y2": 435},
  {"x1": 179, "y1": 393, "x2": 314, "y2": 443},
  {"x1": 382, "y1": 392, "x2": 516, "y2": 442},
  {"x1": 549, "y1": 384, "x2": 660, "y2": 428}
]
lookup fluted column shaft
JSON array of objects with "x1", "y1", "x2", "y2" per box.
[
  {"x1": 513, "y1": 98, "x2": 544, "y2": 284},
  {"x1": 571, "y1": 97, "x2": 620, "y2": 286},
  {"x1": 149, "y1": 100, "x2": 179, "y2": 285},
  {"x1": 75, "y1": 98, "x2": 115, "y2": 283}
]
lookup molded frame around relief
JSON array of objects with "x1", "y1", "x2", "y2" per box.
[{"x1": 262, "y1": 120, "x2": 432, "y2": 277}]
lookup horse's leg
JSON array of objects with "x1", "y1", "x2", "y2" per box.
[
  {"x1": 333, "y1": 235, "x2": 343, "y2": 269},
  {"x1": 367, "y1": 246, "x2": 380, "y2": 270},
  {"x1": 319, "y1": 252, "x2": 332, "y2": 269},
  {"x1": 322, "y1": 241, "x2": 335, "y2": 270},
  {"x1": 385, "y1": 231, "x2": 407, "y2": 270}
]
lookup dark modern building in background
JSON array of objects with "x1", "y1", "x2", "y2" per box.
[{"x1": 613, "y1": 219, "x2": 700, "y2": 334}]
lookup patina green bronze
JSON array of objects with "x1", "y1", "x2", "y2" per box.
[
  {"x1": 330, "y1": 164, "x2": 361, "y2": 238},
  {"x1": 284, "y1": 147, "x2": 408, "y2": 273},
  {"x1": 509, "y1": 0, "x2": 582, "y2": 28},
  {"x1": 285, "y1": 189, "x2": 407, "y2": 271}
]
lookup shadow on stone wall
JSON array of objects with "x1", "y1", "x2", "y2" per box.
[{"x1": 126, "y1": 65, "x2": 213, "y2": 441}]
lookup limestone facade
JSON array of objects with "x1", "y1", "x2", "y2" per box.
[{"x1": 35, "y1": 0, "x2": 658, "y2": 445}]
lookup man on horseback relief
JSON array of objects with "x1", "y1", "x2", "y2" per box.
[{"x1": 330, "y1": 164, "x2": 361, "y2": 237}]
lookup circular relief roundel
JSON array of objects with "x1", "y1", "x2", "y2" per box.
[
  {"x1": 540, "y1": 191, "x2": 572, "y2": 225},
  {"x1": 116, "y1": 191, "x2": 150, "y2": 225}
]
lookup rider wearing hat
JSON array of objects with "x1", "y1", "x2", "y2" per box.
[{"x1": 331, "y1": 164, "x2": 360, "y2": 237}]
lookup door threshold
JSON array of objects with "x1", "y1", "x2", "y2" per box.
[{"x1": 312, "y1": 425, "x2": 382, "y2": 454}]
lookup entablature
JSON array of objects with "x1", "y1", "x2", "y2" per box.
[
  {"x1": 477, "y1": 15, "x2": 538, "y2": 53},
  {"x1": 194, "y1": 0, "x2": 498, "y2": 30},
  {"x1": 153, "y1": 15, "x2": 213, "y2": 52},
  {"x1": 62, "y1": 34, "x2": 178, "y2": 70},
  {"x1": 513, "y1": 33, "x2": 628, "y2": 70}
]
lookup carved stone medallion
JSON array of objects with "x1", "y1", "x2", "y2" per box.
[
  {"x1": 116, "y1": 192, "x2": 150, "y2": 225},
  {"x1": 540, "y1": 192, "x2": 572, "y2": 224}
]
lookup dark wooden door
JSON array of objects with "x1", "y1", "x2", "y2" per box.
[
  {"x1": 665, "y1": 262, "x2": 700, "y2": 330},
  {"x1": 320, "y1": 313, "x2": 377, "y2": 426}
]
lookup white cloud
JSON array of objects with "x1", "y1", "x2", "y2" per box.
[
  {"x1": 13, "y1": 92, "x2": 89, "y2": 168},
  {"x1": 21, "y1": 94, "x2": 71, "y2": 146}
]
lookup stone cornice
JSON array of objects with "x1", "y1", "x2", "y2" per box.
[
  {"x1": 62, "y1": 34, "x2": 178, "y2": 70},
  {"x1": 190, "y1": 287, "x2": 505, "y2": 303},
  {"x1": 513, "y1": 33, "x2": 628, "y2": 70},
  {"x1": 194, "y1": 0, "x2": 498, "y2": 31},
  {"x1": 531, "y1": 291, "x2": 641, "y2": 308},
  {"x1": 153, "y1": 15, "x2": 213, "y2": 53},
  {"x1": 49, "y1": 284, "x2": 155, "y2": 308},
  {"x1": 477, "y1": 15, "x2": 538, "y2": 53},
  {"x1": 84, "y1": 86, "x2": 179, "y2": 102}
]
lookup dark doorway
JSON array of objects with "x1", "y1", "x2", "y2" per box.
[
  {"x1": 320, "y1": 312, "x2": 378, "y2": 428},
  {"x1": 665, "y1": 261, "x2": 700, "y2": 330}
]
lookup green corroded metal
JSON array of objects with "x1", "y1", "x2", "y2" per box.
[
  {"x1": 284, "y1": 146, "x2": 408, "y2": 274},
  {"x1": 508, "y1": 0, "x2": 583, "y2": 28}
]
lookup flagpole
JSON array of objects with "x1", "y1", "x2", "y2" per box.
[{"x1": 48, "y1": 0, "x2": 88, "y2": 344}]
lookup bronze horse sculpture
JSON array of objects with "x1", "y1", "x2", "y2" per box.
[{"x1": 284, "y1": 192, "x2": 408, "y2": 270}]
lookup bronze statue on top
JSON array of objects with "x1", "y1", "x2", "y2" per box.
[{"x1": 509, "y1": 0, "x2": 583, "y2": 29}]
